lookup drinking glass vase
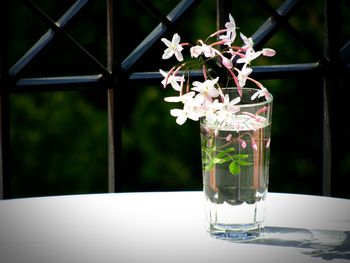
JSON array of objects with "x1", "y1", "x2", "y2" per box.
[{"x1": 200, "y1": 87, "x2": 273, "y2": 240}]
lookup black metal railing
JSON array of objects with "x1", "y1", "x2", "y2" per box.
[{"x1": 1, "y1": 0, "x2": 349, "y2": 198}]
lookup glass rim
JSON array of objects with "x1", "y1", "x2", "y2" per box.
[{"x1": 221, "y1": 87, "x2": 273, "y2": 108}]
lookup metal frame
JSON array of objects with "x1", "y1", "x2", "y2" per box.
[{"x1": 1, "y1": 0, "x2": 348, "y2": 198}]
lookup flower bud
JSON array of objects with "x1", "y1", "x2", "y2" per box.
[{"x1": 222, "y1": 57, "x2": 233, "y2": 69}]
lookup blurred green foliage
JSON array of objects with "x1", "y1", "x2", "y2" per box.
[
  {"x1": 6, "y1": 0, "x2": 350, "y2": 198},
  {"x1": 11, "y1": 92, "x2": 108, "y2": 197}
]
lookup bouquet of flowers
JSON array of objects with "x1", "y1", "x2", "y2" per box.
[{"x1": 159, "y1": 14, "x2": 275, "y2": 126}]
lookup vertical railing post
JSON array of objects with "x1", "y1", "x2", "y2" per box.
[
  {"x1": 0, "y1": 0, "x2": 10, "y2": 199},
  {"x1": 0, "y1": 81, "x2": 10, "y2": 199},
  {"x1": 107, "y1": 0, "x2": 123, "y2": 192},
  {"x1": 216, "y1": 0, "x2": 231, "y2": 29},
  {"x1": 322, "y1": 80, "x2": 332, "y2": 197},
  {"x1": 323, "y1": 0, "x2": 341, "y2": 196}
]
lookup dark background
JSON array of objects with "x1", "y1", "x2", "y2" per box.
[{"x1": 6, "y1": 0, "x2": 350, "y2": 198}]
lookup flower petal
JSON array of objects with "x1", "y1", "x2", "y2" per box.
[
  {"x1": 175, "y1": 51, "x2": 184, "y2": 62},
  {"x1": 162, "y1": 48, "x2": 174, "y2": 60},
  {"x1": 170, "y1": 109, "x2": 182, "y2": 117},
  {"x1": 161, "y1": 38, "x2": 172, "y2": 47},
  {"x1": 176, "y1": 114, "x2": 187, "y2": 125},
  {"x1": 164, "y1": 96, "x2": 182, "y2": 102},
  {"x1": 262, "y1": 48, "x2": 276, "y2": 57},
  {"x1": 172, "y1": 33, "x2": 181, "y2": 45}
]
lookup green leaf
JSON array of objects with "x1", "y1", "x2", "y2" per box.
[
  {"x1": 216, "y1": 147, "x2": 235, "y2": 158},
  {"x1": 231, "y1": 154, "x2": 249, "y2": 159},
  {"x1": 212, "y1": 157, "x2": 223, "y2": 164},
  {"x1": 202, "y1": 148, "x2": 215, "y2": 157},
  {"x1": 220, "y1": 156, "x2": 233, "y2": 163},
  {"x1": 236, "y1": 160, "x2": 253, "y2": 166},
  {"x1": 229, "y1": 161, "x2": 241, "y2": 175},
  {"x1": 204, "y1": 162, "x2": 215, "y2": 171},
  {"x1": 222, "y1": 147, "x2": 236, "y2": 153}
]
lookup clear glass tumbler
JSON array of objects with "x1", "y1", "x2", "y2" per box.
[{"x1": 201, "y1": 87, "x2": 273, "y2": 240}]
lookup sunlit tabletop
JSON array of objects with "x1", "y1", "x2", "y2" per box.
[{"x1": 0, "y1": 191, "x2": 349, "y2": 263}]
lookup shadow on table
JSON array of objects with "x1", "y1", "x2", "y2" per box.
[{"x1": 245, "y1": 226, "x2": 350, "y2": 261}]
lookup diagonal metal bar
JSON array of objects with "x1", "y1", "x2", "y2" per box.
[
  {"x1": 137, "y1": 0, "x2": 173, "y2": 28},
  {"x1": 10, "y1": 30, "x2": 54, "y2": 77},
  {"x1": 340, "y1": 40, "x2": 350, "y2": 63},
  {"x1": 253, "y1": 0, "x2": 327, "y2": 65},
  {"x1": 121, "y1": 0, "x2": 201, "y2": 72},
  {"x1": 257, "y1": 0, "x2": 302, "y2": 18},
  {"x1": 10, "y1": 0, "x2": 89, "y2": 76},
  {"x1": 10, "y1": 0, "x2": 110, "y2": 78},
  {"x1": 56, "y1": 0, "x2": 89, "y2": 27},
  {"x1": 252, "y1": 0, "x2": 303, "y2": 47}
]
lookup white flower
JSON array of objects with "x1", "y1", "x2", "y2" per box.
[
  {"x1": 161, "y1": 33, "x2": 184, "y2": 61},
  {"x1": 223, "y1": 113, "x2": 267, "y2": 131},
  {"x1": 190, "y1": 41, "x2": 216, "y2": 58},
  {"x1": 237, "y1": 66, "x2": 253, "y2": 87},
  {"x1": 164, "y1": 91, "x2": 195, "y2": 103},
  {"x1": 191, "y1": 77, "x2": 220, "y2": 104},
  {"x1": 240, "y1": 33, "x2": 254, "y2": 49},
  {"x1": 219, "y1": 14, "x2": 236, "y2": 45},
  {"x1": 190, "y1": 45, "x2": 203, "y2": 58},
  {"x1": 206, "y1": 98, "x2": 223, "y2": 112},
  {"x1": 236, "y1": 48, "x2": 261, "y2": 65},
  {"x1": 159, "y1": 69, "x2": 184, "y2": 91},
  {"x1": 159, "y1": 14, "x2": 276, "y2": 127},
  {"x1": 204, "y1": 95, "x2": 241, "y2": 127},
  {"x1": 221, "y1": 94, "x2": 241, "y2": 113},
  {"x1": 201, "y1": 43, "x2": 216, "y2": 58},
  {"x1": 170, "y1": 97, "x2": 205, "y2": 125},
  {"x1": 251, "y1": 87, "x2": 271, "y2": 100}
]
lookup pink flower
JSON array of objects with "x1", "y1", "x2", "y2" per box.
[
  {"x1": 266, "y1": 138, "x2": 271, "y2": 148},
  {"x1": 221, "y1": 56, "x2": 233, "y2": 69},
  {"x1": 251, "y1": 137, "x2": 258, "y2": 151},
  {"x1": 239, "y1": 138, "x2": 247, "y2": 148},
  {"x1": 262, "y1": 48, "x2": 276, "y2": 57}
]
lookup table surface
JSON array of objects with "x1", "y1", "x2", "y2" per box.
[{"x1": 0, "y1": 191, "x2": 349, "y2": 263}]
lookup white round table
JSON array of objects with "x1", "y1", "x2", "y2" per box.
[{"x1": 0, "y1": 192, "x2": 349, "y2": 263}]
